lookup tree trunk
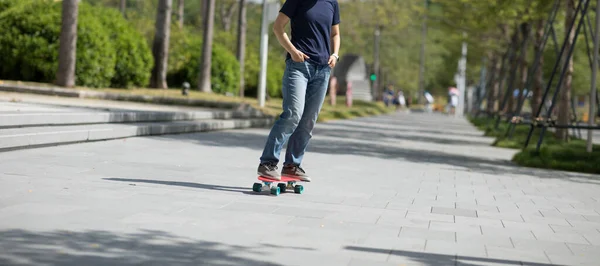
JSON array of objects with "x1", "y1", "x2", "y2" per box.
[
  {"x1": 202, "y1": 0, "x2": 208, "y2": 30},
  {"x1": 149, "y1": 0, "x2": 173, "y2": 89},
  {"x1": 486, "y1": 53, "x2": 498, "y2": 114},
  {"x1": 556, "y1": 0, "x2": 575, "y2": 141},
  {"x1": 55, "y1": 0, "x2": 79, "y2": 88},
  {"x1": 237, "y1": 0, "x2": 247, "y2": 97},
  {"x1": 515, "y1": 22, "x2": 530, "y2": 115},
  {"x1": 220, "y1": 1, "x2": 237, "y2": 31},
  {"x1": 496, "y1": 24, "x2": 512, "y2": 111},
  {"x1": 532, "y1": 18, "x2": 545, "y2": 115},
  {"x1": 503, "y1": 28, "x2": 520, "y2": 114},
  {"x1": 120, "y1": 0, "x2": 126, "y2": 17},
  {"x1": 177, "y1": 0, "x2": 184, "y2": 29},
  {"x1": 198, "y1": 0, "x2": 216, "y2": 92}
]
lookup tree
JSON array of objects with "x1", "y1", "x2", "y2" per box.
[
  {"x1": 120, "y1": 0, "x2": 126, "y2": 17},
  {"x1": 220, "y1": 0, "x2": 237, "y2": 31},
  {"x1": 510, "y1": 22, "x2": 531, "y2": 115},
  {"x1": 177, "y1": 0, "x2": 184, "y2": 29},
  {"x1": 55, "y1": 0, "x2": 79, "y2": 88},
  {"x1": 198, "y1": 0, "x2": 216, "y2": 92},
  {"x1": 556, "y1": 0, "x2": 575, "y2": 141},
  {"x1": 532, "y1": 17, "x2": 545, "y2": 114},
  {"x1": 237, "y1": 0, "x2": 247, "y2": 97},
  {"x1": 202, "y1": 0, "x2": 208, "y2": 28},
  {"x1": 150, "y1": 0, "x2": 173, "y2": 89},
  {"x1": 486, "y1": 53, "x2": 499, "y2": 113}
]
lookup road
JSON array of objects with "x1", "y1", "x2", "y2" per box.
[{"x1": 1, "y1": 112, "x2": 600, "y2": 266}]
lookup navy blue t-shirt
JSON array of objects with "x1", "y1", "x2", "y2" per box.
[{"x1": 280, "y1": 0, "x2": 340, "y2": 66}]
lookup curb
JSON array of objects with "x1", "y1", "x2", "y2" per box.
[
  {"x1": 0, "y1": 109, "x2": 265, "y2": 128},
  {"x1": 0, "y1": 83, "x2": 267, "y2": 116},
  {"x1": 0, "y1": 118, "x2": 274, "y2": 151}
]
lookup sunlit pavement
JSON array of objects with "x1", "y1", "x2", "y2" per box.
[{"x1": 1, "y1": 111, "x2": 600, "y2": 266}]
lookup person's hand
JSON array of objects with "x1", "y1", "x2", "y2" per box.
[
  {"x1": 328, "y1": 55, "x2": 337, "y2": 68},
  {"x1": 291, "y1": 49, "x2": 309, "y2": 62}
]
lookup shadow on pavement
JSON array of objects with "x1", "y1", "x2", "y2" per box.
[
  {"x1": 154, "y1": 116, "x2": 600, "y2": 184},
  {"x1": 1, "y1": 229, "x2": 560, "y2": 266},
  {"x1": 103, "y1": 178, "x2": 270, "y2": 196},
  {"x1": 0, "y1": 229, "x2": 284, "y2": 266},
  {"x1": 313, "y1": 124, "x2": 491, "y2": 146},
  {"x1": 344, "y1": 246, "x2": 560, "y2": 266}
]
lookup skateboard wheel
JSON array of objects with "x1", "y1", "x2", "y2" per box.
[
  {"x1": 294, "y1": 185, "x2": 304, "y2": 194},
  {"x1": 270, "y1": 186, "x2": 280, "y2": 196},
  {"x1": 277, "y1": 183, "x2": 287, "y2": 193},
  {"x1": 252, "y1": 183, "x2": 262, "y2": 192}
]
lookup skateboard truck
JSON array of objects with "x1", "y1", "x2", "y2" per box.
[{"x1": 253, "y1": 176, "x2": 305, "y2": 196}]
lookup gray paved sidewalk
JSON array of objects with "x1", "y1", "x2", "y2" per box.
[{"x1": 1, "y1": 112, "x2": 600, "y2": 266}]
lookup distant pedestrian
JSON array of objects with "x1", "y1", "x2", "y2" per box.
[
  {"x1": 448, "y1": 87, "x2": 459, "y2": 115},
  {"x1": 383, "y1": 85, "x2": 395, "y2": 107},
  {"x1": 424, "y1": 91, "x2": 434, "y2": 112}
]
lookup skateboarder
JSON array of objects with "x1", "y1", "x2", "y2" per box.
[{"x1": 257, "y1": 0, "x2": 341, "y2": 182}]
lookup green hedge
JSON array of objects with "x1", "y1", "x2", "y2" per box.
[
  {"x1": 0, "y1": 0, "x2": 17, "y2": 13},
  {"x1": 241, "y1": 47, "x2": 285, "y2": 98},
  {"x1": 95, "y1": 7, "x2": 153, "y2": 88},
  {"x1": 513, "y1": 140, "x2": 600, "y2": 174},
  {"x1": 167, "y1": 28, "x2": 240, "y2": 95},
  {"x1": 0, "y1": 0, "x2": 151, "y2": 88}
]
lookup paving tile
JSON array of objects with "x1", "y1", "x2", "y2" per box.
[
  {"x1": 582, "y1": 233, "x2": 600, "y2": 245},
  {"x1": 549, "y1": 224, "x2": 600, "y2": 235},
  {"x1": 520, "y1": 214, "x2": 571, "y2": 227},
  {"x1": 429, "y1": 221, "x2": 482, "y2": 235},
  {"x1": 456, "y1": 232, "x2": 513, "y2": 248},
  {"x1": 567, "y1": 219, "x2": 600, "y2": 230},
  {"x1": 221, "y1": 202, "x2": 280, "y2": 214},
  {"x1": 376, "y1": 216, "x2": 430, "y2": 229},
  {"x1": 425, "y1": 239, "x2": 487, "y2": 257},
  {"x1": 431, "y1": 207, "x2": 477, "y2": 218},
  {"x1": 273, "y1": 206, "x2": 333, "y2": 219},
  {"x1": 511, "y1": 238, "x2": 573, "y2": 256},
  {"x1": 583, "y1": 215, "x2": 600, "y2": 223},
  {"x1": 501, "y1": 220, "x2": 554, "y2": 233},
  {"x1": 480, "y1": 226, "x2": 537, "y2": 241},
  {"x1": 531, "y1": 229, "x2": 590, "y2": 245},
  {"x1": 556, "y1": 206, "x2": 600, "y2": 216},
  {"x1": 347, "y1": 258, "x2": 397, "y2": 266},
  {"x1": 486, "y1": 246, "x2": 552, "y2": 265},
  {"x1": 456, "y1": 202, "x2": 499, "y2": 213},
  {"x1": 388, "y1": 249, "x2": 456, "y2": 265},
  {"x1": 399, "y1": 227, "x2": 456, "y2": 242},
  {"x1": 477, "y1": 211, "x2": 524, "y2": 222},
  {"x1": 325, "y1": 208, "x2": 384, "y2": 224},
  {"x1": 546, "y1": 254, "x2": 599, "y2": 266},
  {"x1": 405, "y1": 211, "x2": 454, "y2": 223},
  {"x1": 454, "y1": 216, "x2": 504, "y2": 228},
  {"x1": 540, "y1": 209, "x2": 587, "y2": 221}
]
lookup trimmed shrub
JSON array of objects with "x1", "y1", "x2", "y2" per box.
[
  {"x1": 0, "y1": 0, "x2": 152, "y2": 88},
  {"x1": 167, "y1": 29, "x2": 240, "y2": 95},
  {"x1": 241, "y1": 49, "x2": 285, "y2": 98},
  {"x1": 0, "y1": 0, "x2": 18, "y2": 13},
  {"x1": 95, "y1": 7, "x2": 153, "y2": 88},
  {"x1": 0, "y1": 0, "x2": 116, "y2": 87}
]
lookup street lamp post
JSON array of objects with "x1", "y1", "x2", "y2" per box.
[{"x1": 257, "y1": 0, "x2": 280, "y2": 108}]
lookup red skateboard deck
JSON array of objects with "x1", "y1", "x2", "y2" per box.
[
  {"x1": 253, "y1": 175, "x2": 305, "y2": 196},
  {"x1": 257, "y1": 175, "x2": 305, "y2": 182}
]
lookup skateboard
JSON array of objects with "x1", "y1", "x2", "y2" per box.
[{"x1": 252, "y1": 175, "x2": 305, "y2": 196}]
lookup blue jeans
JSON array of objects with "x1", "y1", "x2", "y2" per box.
[{"x1": 260, "y1": 58, "x2": 331, "y2": 166}]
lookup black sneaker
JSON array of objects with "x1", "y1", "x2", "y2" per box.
[
  {"x1": 257, "y1": 162, "x2": 281, "y2": 180},
  {"x1": 282, "y1": 165, "x2": 311, "y2": 182}
]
